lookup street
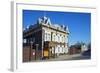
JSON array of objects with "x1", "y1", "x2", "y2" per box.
[{"x1": 31, "y1": 54, "x2": 91, "y2": 62}]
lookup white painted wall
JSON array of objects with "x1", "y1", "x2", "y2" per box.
[{"x1": 44, "y1": 28, "x2": 69, "y2": 54}]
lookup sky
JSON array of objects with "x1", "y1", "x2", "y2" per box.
[{"x1": 23, "y1": 10, "x2": 91, "y2": 46}]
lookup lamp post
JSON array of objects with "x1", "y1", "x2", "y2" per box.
[
  {"x1": 42, "y1": 29, "x2": 45, "y2": 59},
  {"x1": 35, "y1": 44, "x2": 39, "y2": 60},
  {"x1": 29, "y1": 40, "x2": 33, "y2": 61}
]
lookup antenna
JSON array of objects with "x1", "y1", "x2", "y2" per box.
[
  {"x1": 61, "y1": 13, "x2": 65, "y2": 29},
  {"x1": 43, "y1": 11, "x2": 46, "y2": 17}
]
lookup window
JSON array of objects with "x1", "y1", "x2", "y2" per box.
[
  {"x1": 48, "y1": 33, "x2": 51, "y2": 41},
  {"x1": 62, "y1": 36, "x2": 63, "y2": 43},
  {"x1": 23, "y1": 39, "x2": 27, "y2": 43},
  {"x1": 45, "y1": 33, "x2": 47, "y2": 41},
  {"x1": 62, "y1": 46, "x2": 63, "y2": 52},
  {"x1": 58, "y1": 47, "x2": 60, "y2": 52},
  {"x1": 51, "y1": 32, "x2": 53, "y2": 41},
  {"x1": 47, "y1": 33, "x2": 48, "y2": 41},
  {"x1": 32, "y1": 37, "x2": 35, "y2": 43},
  {"x1": 54, "y1": 35, "x2": 55, "y2": 41},
  {"x1": 64, "y1": 35, "x2": 65, "y2": 42},
  {"x1": 58, "y1": 36, "x2": 60, "y2": 42}
]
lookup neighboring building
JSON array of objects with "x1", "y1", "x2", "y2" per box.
[
  {"x1": 69, "y1": 43, "x2": 89, "y2": 55},
  {"x1": 81, "y1": 44, "x2": 88, "y2": 52},
  {"x1": 69, "y1": 45, "x2": 81, "y2": 55},
  {"x1": 23, "y1": 16, "x2": 69, "y2": 61}
]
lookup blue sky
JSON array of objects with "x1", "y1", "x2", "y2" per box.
[{"x1": 23, "y1": 10, "x2": 91, "y2": 45}]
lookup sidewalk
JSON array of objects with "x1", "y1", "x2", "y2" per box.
[
  {"x1": 32, "y1": 54, "x2": 82, "y2": 62},
  {"x1": 47, "y1": 54, "x2": 81, "y2": 61}
]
